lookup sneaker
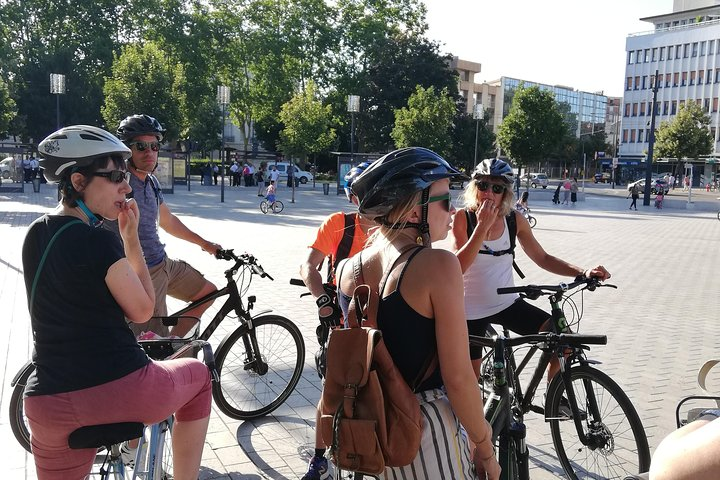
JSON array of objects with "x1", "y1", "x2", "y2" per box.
[
  {"x1": 120, "y1": 442, "x2": 137, "y2": 468},
  {"x1": 301, "y1": 455, "x2": 330, "y2": 480},
  {"x1": 557, "y1": 396, "x2": 587, "y2": 420}
]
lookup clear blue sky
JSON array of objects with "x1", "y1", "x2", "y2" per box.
[{"x1": 422, "y1": 0, "x2": 672, "y2": 97}]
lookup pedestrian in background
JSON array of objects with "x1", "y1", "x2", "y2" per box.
[
  {"x1": 570, "y1": 177, "x2": 578, "y2": 206},
  {"x1": 256, "y1": 163, "x2": 266, "y2": 196},
  {"x1": 562, "y1": 179, "x2": 571, "y2": 205},
  {"x1": 628, "y1": 182, "x2": 639, "y2": 210}
]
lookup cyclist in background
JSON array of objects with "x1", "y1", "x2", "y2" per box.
[
  {"x1": 451, "y1": 159, "x2": 610, "y2": 382},
  {"x1": 116, "y1": 114, "x2": 222, "y2": 338},
  {"x1": 298, "y1": 161, "x2": 375, "y2": 480},
  {"x1": 24, "y1": 125, "x2": 210, "y2": 480}
]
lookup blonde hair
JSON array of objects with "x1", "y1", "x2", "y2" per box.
[
  {"x1": 462, "y1": 176, "x2": 515, "y2": 217},
  {"x1": 366, "y1": 190, "x2": 423, "y2": 247}
]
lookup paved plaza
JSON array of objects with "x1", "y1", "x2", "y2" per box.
[{"x1": 2, "y1": 179, "x2": 719, "y2": 479}]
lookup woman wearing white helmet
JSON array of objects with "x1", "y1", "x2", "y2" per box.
[{"x1": 24, "y1": 125, "x2": 211, "y2": 479}]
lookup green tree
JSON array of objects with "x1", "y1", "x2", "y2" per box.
[
  {"x1": 654, "y1": 101, "x2": 713, "y2": 175},
  {"x1": 391, "y1": 85, "x2": 455, "y2": 156},
  {"x1": 102, "y1": 42, "x2": 187, "y2": 142},
  {"x1": 0, "y1": 78, "x2": 16, "y2": 137},
  {"x1": 278, "y1": 81, "x2": 337, "y2": 164},
  {"x1": 450, "y1": 105, "x2": 496, "y2": 172},
  {"x1": 496, "y1": 84, "x2": 566, "y2": 178}
]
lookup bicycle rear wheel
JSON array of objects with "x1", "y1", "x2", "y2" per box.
[
  {"x1": 212, "y1": 314, "x2": 305, "y2": 419},
  {"x1": 546, "y1": 365, "x2": 650, "y2": 479},
  {"x1": 9, "y1": 363, "x2": 34, "y2": 452}
]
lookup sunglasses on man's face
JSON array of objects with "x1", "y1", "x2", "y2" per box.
[
  {"x1": 92, "y1": 170, "x2": 131, "y2": 184},
  {"x1": 129, "y1": 140, "x2": 161, "y2": 152},
  {"x1": 417, "y1": 193, "x2": 451, "y2": 211},
  {"x1": 476, "y1": 181, "x2": 507, "y2": 194}
]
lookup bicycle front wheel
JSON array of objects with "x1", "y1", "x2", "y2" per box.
[
  {"x1": 260, "y1": 201, "x2": 268, "y2": 214},
  {"x1": 546, "y1": 365, "x2": 650, "y2": 479},
  {"x1": 152, "y1": 419, "x2": 174, "y2": 480},
  {"x1": 212, "y1": 314, "x2": 305, "y2": 419},
  {"x1": 272, "y1": 200, "x2": 284, "y2": 213},
  {"x1": 527, "y1": 215, "x2": 537, "y2": 228}
]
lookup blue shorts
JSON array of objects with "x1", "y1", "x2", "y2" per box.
[{"x1": 266, "y1": 194, "x2": 276, "y2": 203}]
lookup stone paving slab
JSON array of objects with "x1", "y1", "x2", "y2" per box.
[{"x1": 2, "y1": 181, "x2": 719, "y2": 479}]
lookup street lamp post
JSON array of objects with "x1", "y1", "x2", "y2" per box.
[
  {"x1": 347, "y1": 95, "x2": 360, "y2": 165},
  {"x1": 643, "y1": 69, "x2": 659, "y2": 206},
  {"x1": 473, "y1": 103, "x2": 484, "y2": 166},
  {"x1": 217, "y1": 85, "x2": 230, "y2": 203},
  {"x1": 49, "y1": 74, "x2": 66, "y2": 130}
]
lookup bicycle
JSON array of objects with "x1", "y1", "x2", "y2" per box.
[
  {"x1": 471, "y1": 331, "x2": 609, "y2": 480},
  {"x1": 10, "y1": 250, "x2": 305, "y2": 452},
  {"x1": 476, "y1": 278, "x2": 651, "y2": 479},
  {"x1": 66, "y1": 338, "x2": 217, "y2": 480},
  {"x1": 260, "y1": 198, "x2": 284, "y2": 214},
  {"x1": 516, "y1": 206, "x2": 537, "y2": 228}
]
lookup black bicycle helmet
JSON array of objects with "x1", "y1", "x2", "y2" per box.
[
  {"x1": 352, "y1": 147, "x2": 463, "y2": 220},
  {"x1": 116, "y1": 114, "x2": 166, "y2": 142},
  {"x1": 472, "y1": 158, "x2": 514, "y2": 184},
  {"x1": 343, "y1": 161, "x2": 373, "y2": 200},
  {"x1": 38, "y1": 125, "x2": 132, "y2": 183}
]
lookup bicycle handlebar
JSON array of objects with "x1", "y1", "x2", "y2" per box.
[
  {"x1": 497, "y1": 277, "x2": 616, "y2": 298},
  {"x1": 289, "y1": 278, "x2": 337, "y2": 298},
  {"x1": 215, "y1": 249, "x2": 274, "y2": 281},
  {"x1": 468, "y1": 332, "x2": 607, "y2": 349},
  {"x1": 289, "y1": 278, "x2": 306, "y2": 287}
]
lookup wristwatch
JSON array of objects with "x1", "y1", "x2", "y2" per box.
[{"x1": 316, "y1": 293, "x2": 331, "y2": 308}]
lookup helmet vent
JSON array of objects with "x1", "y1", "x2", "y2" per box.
[{"x1": 79, "y1": 133, "x2": 103, "y2": 141}]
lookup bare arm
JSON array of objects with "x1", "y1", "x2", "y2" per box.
[
  {"x1": 299, "y1": 247, "x2": 329, "y2": 298},
  {"x1": 158, "y1": 202, "x2": 221, "y2": 254},
  {"x1": 451, "y1": 202, "x2": 500, "y2": 273},
  {"x1": 106, "y1": 199, "x2": 154, "y2": 322}
]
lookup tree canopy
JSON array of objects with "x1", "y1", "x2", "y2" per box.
[
  {"x1": 654, "y1": 101, "x2": 713, "y2": 162},
  {"x1": 391, "y1": 85, "x2": 455, "y2": 156},
  {"x1": 0, "y1": 78, "x2": 16, "y2": 137},
  {"x1": 496, "y1": 85, "x2": 567, "y2": 169}
]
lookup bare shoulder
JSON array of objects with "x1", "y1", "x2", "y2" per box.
[{"x1": 411, "y1": 247, "x2": 461, "y2": 275}]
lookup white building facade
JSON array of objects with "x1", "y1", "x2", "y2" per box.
[{"x1": 622, "y1": 0, "x2": 720, "y2": 180}]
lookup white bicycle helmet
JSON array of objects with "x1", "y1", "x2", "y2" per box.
[
  {"x1": 472, "y1": 158, "x2": 514, "y2": 184},
  {"x1": 38, "y1": 125, "x2": 131, "y2": 183}
]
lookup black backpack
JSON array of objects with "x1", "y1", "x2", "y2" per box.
[{"x1": 464, "y1": 209, "x2": 525, "y2": 279}]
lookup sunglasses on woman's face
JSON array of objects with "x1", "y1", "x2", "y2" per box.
[
  {"x1": 418, "y1": 193, "x2": 451, "y2": 211},
  {"x1": 92, "y1": 170, "x2": 131, "y2": 184},
  {"x1": 129, "y1": 140, "x2": 160, "y2": 152},
  {"x1": 476, "y1": 181, "x2": 507, "y2": 194}
]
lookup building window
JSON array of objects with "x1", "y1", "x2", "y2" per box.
[
  {"x1": 691, "y1": 71, "x2": 696, "y2": 85},
  {"x1": 714, "y1": 98, "x2": 719, "y2": 112},
  {"x1": 624, "y1": 103, "x2": 631, "y2": 116},
  {"x1": 626, "y1": 77, "x2": 632, "y2": 90},
  {"x1": 673, "y1": 72, "x2": 679, "y2": 86},
  {"x1": 699, "y1": 70, "x2": 705, "y2": 84},
  {"x1": 663, "y1": 101, "x2": 670, "y2": 114},
  {"x1": 712, "y1": 127, "x2": 717, "y2": 139},
  {"x1": 645, "y1": 49, "x2": 651, "y2": 62},
  {"x1": 680, "y1": 100, "x2": 685, "y2": 109},
  {"x1": 628, "y1": 51, "x2": 634, "y2": 64},
  {"x1": 652, "y1": 48, "x2": 658, "y2": 61},
  {"x1": 634, "y1": 76, "x2": 640, "y2": 89},
  {"x1": 692, "y1": 42, "x2": 698, "y2": 57},
  {"x1": 710, "y1": 40, "x2": 716, "y2": 55},
  {"x1": 676, "y1": 45, "x2": 682, "y2": 59},
  {"x1": 642, "y1": 76, "x2": 648, "y2": 89},
  {"x1": 638, "y1": 129, "x2": 644, "y2": 143},
  {"x1": 660, "y1": 46, "x2": 665, "y2": 60},
  {"x1": 630, "y1": 130, "x2": 636, "y2": 143},
  {"x1": 640, "y1": 101, "x2": 646, "y2": 116},
  {"x1": 622, "y1": 129, "x2": 629, "y2": 142},
  {"x1": 671, "y1": 100, "x2": 677, "y2": 114},
  {"x1": 668, "y1": 45, "x2": 674, "y2": 58},
  {"x1": 651, "y1": 74, "x2": 657, "y2": 88},
  {"x1": 632, "y1": 103, "x2": 638, "y2": 116},
  {"x1": 701, "y1": 41, "x2": 707, "y2": 56},
  {"x1": 666, "y1": 73, "x2": 672, "y2": 87},
  {"x1": 705, "y1": 98, "x2": 711, "y2": 112},
  {"x1": 709, "y1": 70, "x2": 714, "y2": 82},
  {"x1": 716, "y1": 68, "x2": 720, "y2": 83}
]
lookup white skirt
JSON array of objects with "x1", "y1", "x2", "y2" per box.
[{"x1": 381, "y1": 388, "x2": 478, "y2": 480}]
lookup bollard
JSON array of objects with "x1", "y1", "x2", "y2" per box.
[
  {"x1": 32, "y1": 178, "x2": 41, "y2": 193},
  {"x1": 323, "y1": 183, "x2": 330, "y2": 195}
]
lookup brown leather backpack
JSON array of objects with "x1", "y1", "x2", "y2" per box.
[{"x1": 318, "y1": 250, "x2": 433, "y2": 475}]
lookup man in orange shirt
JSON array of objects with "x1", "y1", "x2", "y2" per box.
[{"x1": 298, "y1": 161, "x2": 374, "y2": 480}]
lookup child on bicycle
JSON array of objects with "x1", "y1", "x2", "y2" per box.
[
  {"x1": 265, "y1": 180, "x2": 277, "y2": 207},
  {"x1": 515, "y1": 190, "x2": 530, "y2": 217},
  {"x1": 24, "y1": 126, "x2": 211, "y2": 480}
]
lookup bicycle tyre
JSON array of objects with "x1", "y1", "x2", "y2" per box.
[
  {"x1": 260, "y1": 201, "x2": 268, "y2": 214},
  {"x1": 9, "y1": 364, "x2": 34, "y2": 453},
  {"x1": 272, "y1": 200, "x2": 284, "y2": 213},
  {"x1": 498, "y1": 433, "x2": 524, "y2": 480},
  {"x1": 717, "y1": 210, "x2": 720, "y2": 222},
  {"x1": 152, "y1": 419, "x2": 174, "y2": 480},
  {"x1": 546, "y1": 365, "x2": 651, "y2": 479},
  {"x1": 527, "y1": 215, "x2": 537, "y2": 228},
  {"x1": 212, "y1": 314, "x2": 305, "y2": 419}
]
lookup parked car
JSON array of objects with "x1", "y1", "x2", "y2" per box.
[
  {"x1": 268, "y1": 162, "x2": 313, "y2": 184},
  {"x1": 520, "y1": 173, "x2": 549, "y2": 189},
  {"x1": 628, "y1": 178, "x2": 669, "y2": 195},
  {"x1": 593, "y1": 172, "x2": 611, "y2": 183},
  {"x1": 449, "y1": 166, "x2": 467, "y2": 190}
]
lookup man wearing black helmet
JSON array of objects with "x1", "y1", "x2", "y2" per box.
[{"x1": 116, "y1": 114, "x2": 222, "y2": 338}]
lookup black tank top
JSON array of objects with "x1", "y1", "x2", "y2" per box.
[{"x1": 377, "y1": 247, "x2": 442, "y2": 392}]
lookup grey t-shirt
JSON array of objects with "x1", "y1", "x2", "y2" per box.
[{"x1": 129, "y1": 173, "x2": 166, "y2": 267}]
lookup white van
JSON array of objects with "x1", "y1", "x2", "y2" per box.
[{"x1": 268, "y1": 162, "x2": 313, "y2": 184}]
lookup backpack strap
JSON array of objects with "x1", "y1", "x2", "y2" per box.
[
  {"x1": 327, "y1": 213, "x2": 356, "y2": 283},
  {"x1": 466, "y1": 209, "x2": 525, "y2": 279}
]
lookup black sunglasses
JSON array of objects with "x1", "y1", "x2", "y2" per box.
[
  {"x1": 476, "y1": 181, "x2": 507, "y2": 194},
  {"x1": 129, "y1": 140, "x2": 161, "y2": 152},
  {"x1": 92, "y1": 170, "x2": 131, "y2": 184},
  {"x1": 417, "y1": 193, "x2": 451, "y2": 211}
]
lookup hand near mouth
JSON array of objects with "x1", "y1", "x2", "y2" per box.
[{"x1": 118, "y1": 198, "x2": 140, "y2": 242}]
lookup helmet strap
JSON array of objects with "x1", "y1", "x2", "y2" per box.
[
  {"x1": 417, "y1": 188, "x2": 431, "y2": 246},
  {"x1": 76, "y1": 199, "x2": 103, "y2": 228}
]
